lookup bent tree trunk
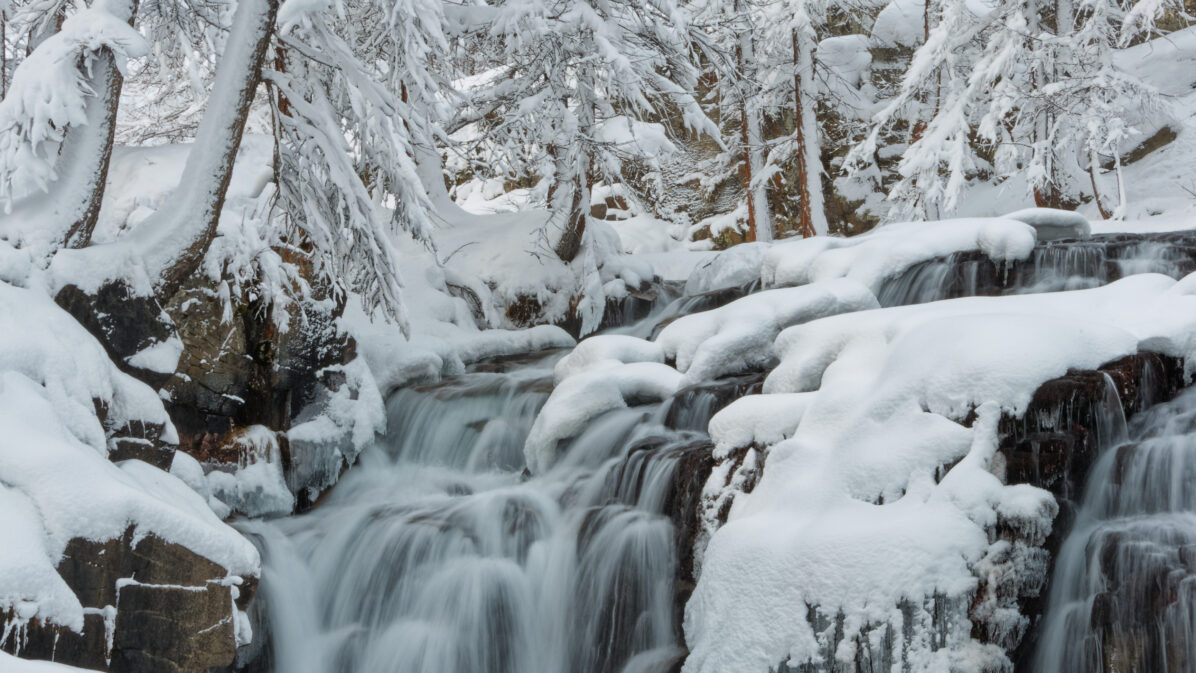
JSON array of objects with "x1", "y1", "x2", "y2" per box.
[
  {"x1": 5, "y1": 0, "x2": 138, "y2": 254},
  {"x1": 139, "y1": 0, "x2": 280, "y2": 301}
]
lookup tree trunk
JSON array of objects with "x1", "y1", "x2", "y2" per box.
[
  {"x1": 4, "y1": 0, "x2": 137, "y2": 255},
  {"x1": 733, "y1": 0, "x2": 770, "y2": 242},
  {"x1": 139, "y1": 0, "x2": 280, "y2": 300},
  {"x1": 553, "y1": 67, "x2": 595, "y2": 263},
  {"x1": 1087, "y1": 151, "x2": 1112, "y2": 220},
  {"x1": 792, "y1": 27, "x2": 827, "y2": 236}
]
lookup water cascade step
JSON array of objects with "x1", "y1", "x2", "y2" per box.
[
  {"x1": 1030, "y1": 385, "x2": 1196, "y2": 673},
  {"x1": 238, "y1": 356, "x2": 717, "y2": 673}
]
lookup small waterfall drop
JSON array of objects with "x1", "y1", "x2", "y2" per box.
[
  {"x1": 239, "y1": 353, "x2": 710, "y2": 673},
  {"x1": 1031, "y1": 385, "x2": 1196, "y2": 673},
  {"x1": 878, "y1": 233, "x2": 1196, "y2": 307}
]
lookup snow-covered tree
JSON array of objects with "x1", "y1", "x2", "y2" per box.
[
  {"x1": 0, "y1": 0, "x2": 143, "y2": 259},
  {"x1": 472, "y1": 0, "x2": 715, "y2": 262},
  {"x1": 849, "y1": 0, "x2": 1180, "y2": 220},
  {"x1": 267, "y1": 0, "x2": 450, "y2": 330}
]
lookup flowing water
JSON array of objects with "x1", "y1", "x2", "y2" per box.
[
  {"x1": 240, "y1": 352, "x2": 713, "y2": 673},
  {"x1": 1031, "y1": 386, "x2": 1196, "y2": 673},
  {"x1": 878, "y1": 233, "x2": 1196, "y2": 307}
]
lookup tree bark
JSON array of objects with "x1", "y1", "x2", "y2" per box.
[
  {"x1": 792, "y1": 26, "x2": 827, "y2": 236},
  {"x1": 553, "y1": 65, "x2": 595, "y2": 263},
  {"x1": 141, "y1": 0, "x2": 280, "y2": 300}
]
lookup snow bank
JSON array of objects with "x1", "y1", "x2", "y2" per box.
[
  {"x1": 684, "y1": 273, "x2": 1196, "y2": 673},
  {"x1": 685, "y1": 242, "x2": 769, "y2": 294},
  {"x1": 708, "y1": 393, "x2": 815, "y2": 456},
  {"x1": 0, "y1": 281, "x2": 258, "y2": 636},
  {"x1": 761, "y1": 217, "x2": 1037, "y2": 291},
  {"x1": 658, "y1": 279, "x2": 879, "y2": 384}
]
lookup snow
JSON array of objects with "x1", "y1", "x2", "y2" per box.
[
  {"x1": 685, "y1": 242, "x2": 769, "y2": 294},
  {"x1": 554, "y1": 334, "x2": 664, "y2": 384},
  {"x1": 1003, "y1": 207, "x2": 1091, "y2": 240},
  {"x1": 657, "y1": 279, "x2": 879, "y2": 384},
  {"x1": 0, "y1": 278, "x2": 258, "y2": 637},
  {"x1": 125, "y1": 335, "x2": 184, "y2": 374},
  {"x1": 683, "y1": 273, "x2": 1196, "y2": 673},
  {"x1": 761, "y1": 217, "x2": 1037, "y2": 291},
  {"x1": 0, "y1": 652, "x2": 96, "y2": 672},
  {"x1": 524, "y1": 362, "x2": 684, "y2": 473},
  {"x1": 708, "y1": 393, "x2": 815, "y2": 456}
]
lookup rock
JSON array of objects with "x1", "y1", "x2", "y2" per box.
[
  {"x1": 55, "y1": 282, "x2": 178, "y2": 390},
  {"x1": 3, "y1": 528, "x2": 254, "y2": 673},
  {"x1": 162, "y1": 277, "x2": 362, "y2": 511},
  {"x1": 998, "y1": 351, "x2": 1186, "y2": 669},
  {"x1": 111, "y1": 581, "x2": 235, "y2": 673}
]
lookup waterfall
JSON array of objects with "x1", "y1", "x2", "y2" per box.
[
  {"x1": 239, "y1": 355, "x2": 710, "y2": 673},
  {"x1": 1031, "y1": 385, "x2": 1196, "y2": 673},
  {"x1": 878, "y1": 233, "x2": 1196, "y2": 307}
]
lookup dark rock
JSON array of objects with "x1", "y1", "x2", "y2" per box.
[
  {"x1": 1000, "y1": 352, "x2": 1187, "y2": 671},
  {"x1": 55, "y1": 282, "x2": 177, "y2": 389},
  {"x1": 3, "y1": 528, "x2": 254, "y2": 673},
  {"x1": 162, "y1": 277, "x2": 357, "y2": 507},
  {"x1": 112, "y1": 581, "x2": 235, "y2": 673}
]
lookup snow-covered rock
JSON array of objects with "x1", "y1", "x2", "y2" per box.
[
  {"x1": 684, "y1": 273, "x2": 1196, "y2": 673},
  {"x1": 658, "y1": 279, "x2": 879, "y2": 384},
  {"x1": 761, "y1": 217, "x2": 1037, "y2": 291},
  {"x1": 1004, "y1": 207, "x2": 1091, "y2": 240}
]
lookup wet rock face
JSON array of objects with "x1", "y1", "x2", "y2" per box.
[
  {"x1": 996, "y1": 352, "x2": 1187, "y2": 670},
  {"x1": 2, "y1": 528, "x2": 254, "y2": 673},
  {"x1": 998, "y1": 353, "x2": 1185, "y2": 502},
  {"x1": 162, "y1": 279, "x2": 358, "y2": 510}
]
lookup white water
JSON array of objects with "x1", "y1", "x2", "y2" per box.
[
  {"x1": 241, "y1": 354, "x2": 708, "y2": 673},
  {"x1": 1032, "y1": 385, "x2": 1196, "y2": 673}
]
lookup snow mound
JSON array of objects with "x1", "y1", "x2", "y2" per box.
[
  {"x1": 761, "y1": 217, "x2": 1037, "y2": 292},
  {"x1": 554, "y1": 334, "x2": 664, "y2": 384},
  {"x1": 658, "y1": 279, "x2": 879, "y2": 384},
  {"x1": 685, "y1": 242, "x2": 769, "y2": 294},
  {"x1": 685, "y1": 273, "x2": 1196, "y2": 673},
  {"x1": 1003, "y1": 207, "x2": 1091, "y2": 240},
  {"x1": 524, "y1": 362, "x2": 684, "y2": 473},
  {"x1": 708, "y1": 393, "x2": 815, "y2": 456}
]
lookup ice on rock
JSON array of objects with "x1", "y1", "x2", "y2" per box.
[
  {"x1": 205, "y1": 426, "x2": 294, "y2": 518},
  {"x1": 657, "y1": 279, "x2": 879, "y2": 384}
]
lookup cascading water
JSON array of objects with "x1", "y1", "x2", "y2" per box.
[
  {"x1": 239, "y1": 354, "x2": 711, "y2": 673},
  {"x1": 878, "y1": 232, "x2": 1196, "y2": 307},
  {"x1": 1031, "y1": 385, "x2": 1196, "y2": 673}
]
